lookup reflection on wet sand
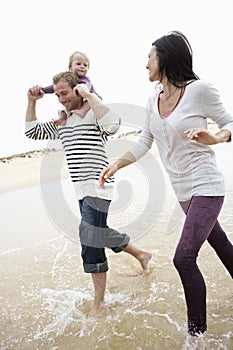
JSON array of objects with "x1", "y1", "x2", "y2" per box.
[{"x1": 0, "y1": 143, "x2": 233, "y2": 349}]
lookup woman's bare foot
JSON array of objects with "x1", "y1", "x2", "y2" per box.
[{"x1": 138, "y1": 250, "x2": 152, "y2": 275}]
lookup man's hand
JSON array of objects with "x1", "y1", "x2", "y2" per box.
[
  {"x1": 26, "y1": 85, "x2": 44, "y2": 122},
  {"x1": 28, "y1": 85, "x2": 45, "y2": 100}
]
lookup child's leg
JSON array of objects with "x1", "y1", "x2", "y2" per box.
[
  {"x1": 53, "y1": 110, "x2": 67, "y2": 126},
  {"x1": 71, "y1": 100, "x2": 90, "y2": 118}
]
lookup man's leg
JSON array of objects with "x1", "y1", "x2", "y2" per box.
[
  {"x1": 123, "y1": 243, "x2": 152, "y2": 275},
  {"x1": 88, "y1": 272, "x2": 107, "y2": 317},
  {"x1": 79, "y1": 197, "x2": 109, "y2": 317}
]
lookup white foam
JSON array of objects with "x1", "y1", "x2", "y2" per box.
[{"x1": 34, "y1": 288, "x2": 92, "y2": 340}]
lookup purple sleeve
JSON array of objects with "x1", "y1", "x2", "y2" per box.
[
  {"x1": 80, "y1": 76, "x2": 102, "y2": 100},
  {"x1": 42, "y1": 85, "x2": 54, "y2": 94}
]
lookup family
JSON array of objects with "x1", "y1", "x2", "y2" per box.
[{"x1": 25, "y1": 31, "x2": 233, "y2": 336}]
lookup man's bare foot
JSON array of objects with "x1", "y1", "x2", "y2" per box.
[
  {"x1": 139, "y1": 251, "x2": 152, "y2": 275},
  {"x1": 87, "y1": 302, "x2": 105, "y2": 318}
]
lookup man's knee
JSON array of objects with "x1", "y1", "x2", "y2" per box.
[
  {"x1": 111, "y1": 243, "x2": 128, "y2": 253},
  {"x1": 83, "y1": 259, "x2": 108, "y2": 273}
]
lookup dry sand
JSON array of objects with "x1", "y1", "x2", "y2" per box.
[{"x1": 0, "y1": 148, "x2": 69, "y2": 194}]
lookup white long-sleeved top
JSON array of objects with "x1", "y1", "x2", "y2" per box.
[
  {"x1": 130, "y1": 80, "x2": 233, "y2": 201},
  {"x1": 25, "y1": 108, "x2": 120, "y2": 200}
]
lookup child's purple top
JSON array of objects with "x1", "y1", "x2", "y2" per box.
[{"x1": 42, "y1": 76, "x2": 101, "y2": 99}]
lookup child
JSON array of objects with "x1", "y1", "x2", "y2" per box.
[{"x1": 42, "y1": 51, "x2": 101, "y2": 125}]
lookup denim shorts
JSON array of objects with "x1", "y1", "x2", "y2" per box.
[{"x1": 79, "y1": 196, "x2": 130, "y2": 273}]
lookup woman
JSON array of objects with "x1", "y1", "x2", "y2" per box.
[{"x1": 99, "y1": 31, "x2": 233, "y2": 335}]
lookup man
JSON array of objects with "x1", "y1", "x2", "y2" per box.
[{"x1": 25, "y1": 71, "x2": 152, "y2": 317}]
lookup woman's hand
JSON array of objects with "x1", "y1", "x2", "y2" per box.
[
  {"x1": 99, "y1": 151, "x2": 136, "y2": 189},
  {"x1": 184, "y1": 128, "x2": 220, "y2": 145},
  {"x1": 99, "y1": 163, "x2": 119, "y2": 189}
]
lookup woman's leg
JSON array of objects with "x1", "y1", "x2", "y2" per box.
[
  {"x1": 173, "y1": 196, "x2": 224, "y2": 335},
  {"x1": 207, "y1": 220, "x2": 233, "y2": 277}
]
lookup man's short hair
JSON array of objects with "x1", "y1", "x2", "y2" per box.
[{"x1": 53, "y1": 71, "x2": 80, "y2": 89}]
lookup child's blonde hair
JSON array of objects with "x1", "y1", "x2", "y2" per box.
[{"x1": 68, "y1": 51, "x2": 90, "y2": 70}]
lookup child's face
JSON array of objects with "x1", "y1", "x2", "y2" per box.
[{"x1": 70, "y1": 54, "x2": 89, "y2": 78}]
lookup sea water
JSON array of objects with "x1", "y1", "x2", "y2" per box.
[{"x1": 0, "y1": 146, "x2": 233, "y2": 349}]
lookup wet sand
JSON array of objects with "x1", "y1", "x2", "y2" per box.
[{"x1": 0, "y1": 142, "x2": 233, "y2": 349}]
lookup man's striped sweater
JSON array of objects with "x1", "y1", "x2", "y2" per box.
[{"x1": 25, "y1": 109, "x2": 120, "y2": 200}]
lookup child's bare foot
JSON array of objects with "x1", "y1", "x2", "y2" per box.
[
  {"x1": 71, "y1": 101, "x2": 90, "y2": 118},
  {"x1": 53, "y1": 111, "x2": 67, "y2": 126},
  {"x1": 71, "y1": 109, "x2": 87, "y2": 118},
  {"x1": 139, "y1": 251, "x2": 152, "y2": 275}
]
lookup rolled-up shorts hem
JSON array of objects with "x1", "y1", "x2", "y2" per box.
[
  {"x1": 111, "y1": 243, "x2": 129, "y2": 253},
  {"x1": 83, "y1": 259, "x2": 108, "y2": 273}
]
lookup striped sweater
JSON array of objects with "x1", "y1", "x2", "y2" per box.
[{"x1": 25, "y1": 109, "x2": 120, "y2": 200}]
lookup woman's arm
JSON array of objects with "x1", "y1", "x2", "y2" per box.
[
  {"x1": 99, "y1": 151, "x2": 136, "y2": 188},
  {"x1": 202, "y1": 82, "x2": 233, "y2": 137},
  {"x1": 184, "y1": 128, "x2": 231, "y2": 144}
]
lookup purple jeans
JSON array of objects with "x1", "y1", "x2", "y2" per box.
[{"x1": 173, "y1": 196, "x2": 233, "y2": 336}]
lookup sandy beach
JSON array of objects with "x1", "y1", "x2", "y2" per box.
[{"x1": 0, "y1": 138, "x2": 233, "y2": 350}]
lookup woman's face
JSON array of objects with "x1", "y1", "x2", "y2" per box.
[{"x1": 146, "y1": 46, "x2": 160, "y2": 82}]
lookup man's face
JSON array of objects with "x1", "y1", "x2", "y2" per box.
[{"x1": 54, "y1": 79, "x2": 83, "y2": 111}]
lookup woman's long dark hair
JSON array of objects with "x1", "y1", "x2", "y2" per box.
[{"x1": 152, "y1": 31, "x2": 199, "y2": 87}]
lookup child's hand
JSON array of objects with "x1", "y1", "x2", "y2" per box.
[{"x1": 73, "y1": 83, "x2": 90, "y2": 98}]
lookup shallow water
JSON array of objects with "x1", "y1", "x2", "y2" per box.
[
  {"x1": 1, "y1": 145, "x2": 233, "y2": 349},
  {"x1": 1, "y1": 198, "x2": 233, "y2": 349}
]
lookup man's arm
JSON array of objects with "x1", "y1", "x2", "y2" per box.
[
  {"x1": 74, "y1": 84, "x2": 109, "y2": 120},
  {"x1": 25, "y1": 86, "x2": 44, "y2": 122},
  {"x1": 25, "y1": 86, "x2": 58, "y2": 140}
]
